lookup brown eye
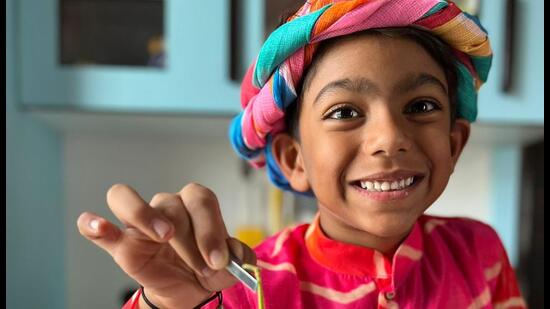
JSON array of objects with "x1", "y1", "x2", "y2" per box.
[
  {"x1": 325, "y1": 106, "x2": 361, "y2": 120},
  {"x1": 404, "y1": 100, "x2": 441, "y2": 114}
]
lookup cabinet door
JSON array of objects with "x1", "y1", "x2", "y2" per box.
[
  {"x1": 476, "y1": 0, "x2": 544, "y2": 124},
  {"x1": 18, "y1": 0, "x2": 262, "y2": 114}
]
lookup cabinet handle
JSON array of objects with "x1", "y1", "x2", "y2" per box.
[
  {"x1": 229, "y1": 0, "x2": 245, "y2": 82},
  {"x1": 502, "y1": 0, "x2": 516, "y2": 93}
]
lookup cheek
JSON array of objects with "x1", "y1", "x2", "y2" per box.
[
  {"x1": 302, "y1": 132, "x2": 356, "y2": 190},
  {"x1": 417, "y1": 126, "x2": 452, "y2": 157},
  {"x1": 419, "y1": 130, "x2": 455, "y2": 190}
]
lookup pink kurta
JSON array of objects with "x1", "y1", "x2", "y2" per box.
[
  {"x1": 212, "y1": 214, "x2": 526, "y2": 308},
  {"x1": 123, "y1": 214, "x2": 526, "y2": 309}
]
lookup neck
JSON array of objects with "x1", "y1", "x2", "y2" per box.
[{"x1": 317, "y1": 209, "x2": 412, "y2": 256}]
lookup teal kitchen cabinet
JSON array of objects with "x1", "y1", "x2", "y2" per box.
[
  {"x1": 476, "y1": 0, "x2": 544, "y2": 124},
  {"x1": 18, "y1": 0, "x2": 263, "y2": 115},
  {"x1": 19, "y1": 0, "x2": 543, "y2": 121}
]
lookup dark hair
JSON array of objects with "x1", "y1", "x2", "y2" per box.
[{"x1": 284, "y1": 27, "x2": 458, "y2": 139}]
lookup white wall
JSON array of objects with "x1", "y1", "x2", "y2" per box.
[{"x1": 426, "y1": 142, "x2": 491, "y2": 222}]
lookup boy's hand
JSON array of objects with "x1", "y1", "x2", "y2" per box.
[{"x1": 77, "y1": 183, "x2": 256, "y2": 309}]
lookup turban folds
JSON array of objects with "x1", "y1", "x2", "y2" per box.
[{"x1": 229, "y1": 0, "x2": 492, "y2": 192}]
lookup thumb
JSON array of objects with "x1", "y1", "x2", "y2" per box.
[{"x1": 195, "y1": 237, "x2": 258, "y2": 293}]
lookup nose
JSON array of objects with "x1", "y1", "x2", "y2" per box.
[{"x1": 363, "y1": 112, "x2": 412, "y2": 157}]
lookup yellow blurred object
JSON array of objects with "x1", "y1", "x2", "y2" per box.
[
  {"x1": 236, "y1": 226, "x2": 265, "y2": 248},
  {"x1": 268, "y1": 186, "x2": 284, "y2": 234},
  {"x1": 242, "y1": 263, "x2": 265, "y2": 309}
]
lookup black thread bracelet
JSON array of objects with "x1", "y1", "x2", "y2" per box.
[
  {"x1": 140, "y1": 286, "x2": 160, "y2": 309},
  {"x1": 140, "y1": 286, "x2": 222, "y2": 309},
  {"x1": 192, "y1": 291, "x2": 223, "y2": 309}
]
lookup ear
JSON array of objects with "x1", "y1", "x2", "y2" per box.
[
  {"x1": 270, "y1": 133, "x2": 310, "y2": 192},
  {"x1": 449, "y1": 118, "x2": 471, "y2": 173}
]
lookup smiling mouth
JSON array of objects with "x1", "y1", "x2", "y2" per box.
[{"x1": 352, "y1": 175, "x2": 423, "y2": 192}]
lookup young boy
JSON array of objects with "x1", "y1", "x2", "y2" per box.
[{"x1": 77, "y1": 0, "x2": 526, "y2": 308}]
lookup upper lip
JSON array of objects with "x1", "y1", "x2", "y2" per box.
[{"x1": 351, "y1": 170, "x2": 424, "y2": 183}]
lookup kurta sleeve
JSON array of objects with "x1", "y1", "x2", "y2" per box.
[{"x1": 490, "y1": 238, "x2": 527, "y2": 308}]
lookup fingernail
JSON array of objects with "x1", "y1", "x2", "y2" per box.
[
  {"x1": 89, "y1": 219, "x2": 99, "y2": 231},
  {"x1": 209, "y1": 249, "x2": 227, "y2": 269},
  {"x1": 202, "y1": 267, "x2": 215, "y2": 277},
  {"x1": 152, "y1": 219, "x2": 170, "y2": 239}
]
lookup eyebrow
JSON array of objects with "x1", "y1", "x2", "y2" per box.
[
  {"x1": 394, "y1": 73, "x2": 448, "y2": 96},
  {"x1": 313, "y1": 73, "x2": 447, "y2": 105},
  {"x1": 313, "y1": 78, "x2": 381, "y2": 105}
]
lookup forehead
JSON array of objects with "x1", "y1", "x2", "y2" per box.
[{"x1": 304, "y1": 34, "x2": 447, "y2": 96}]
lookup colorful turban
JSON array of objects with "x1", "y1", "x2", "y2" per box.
[{"x1": 229, "y1": 0, "x2": 492, "y2": 193}]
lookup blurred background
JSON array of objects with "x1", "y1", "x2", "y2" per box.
[{"x1": 6, "y1": 0, "x2": 543, "y2": 308}]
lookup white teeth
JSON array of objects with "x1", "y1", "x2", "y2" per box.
[
  {"x1": 359, "y1": 176, "x2": 417, "y2": 192},
  {"x1": 359, "y1": 181, "x2": 372, "y2": 190},
  {"x1": 366, "y1": 181, "x2": 373, "y2": 190}
]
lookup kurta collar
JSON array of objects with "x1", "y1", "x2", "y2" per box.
[{"x1": 305, "y1": 212, "x2": 424, "y2": 289}]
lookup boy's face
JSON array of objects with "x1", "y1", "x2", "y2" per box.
[{"x1": 279, "y1": 34, "x2": 470, "y2": 250}]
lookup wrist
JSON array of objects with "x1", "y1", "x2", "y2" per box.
[
  {"x1": 138, "y1": 294, "x2": 152, "y2": 309},
  {"x1": 138, "y1": 286, "x2": 220, "y2": 309},
  {"x1": 139, "y1": 287, "x2": 160, "y2": 309}
]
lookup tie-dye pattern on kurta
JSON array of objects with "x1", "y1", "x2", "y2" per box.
[{"x1": 210, "y1": 214, "x2": 525, "y2": 309}]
